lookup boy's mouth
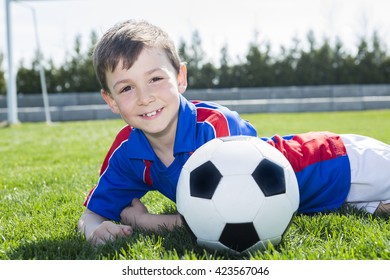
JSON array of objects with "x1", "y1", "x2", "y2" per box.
[{"x1": 140, "y1": 108, "x2": 163, "y2": 118}]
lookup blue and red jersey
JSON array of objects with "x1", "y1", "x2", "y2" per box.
[
  {"x1": 84, "y1": 96, "x2": 351, "y2": 221},
  {"x1": 261, "y1": 132, "x2": 350, "y2": 214},
  {"x1": 84, "y1": 95, "x2": 257, "y2": 221}
]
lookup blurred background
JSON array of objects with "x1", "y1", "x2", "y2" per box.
[{"x1": 1, "y1": 0, "x2": 390, "y2": 123}]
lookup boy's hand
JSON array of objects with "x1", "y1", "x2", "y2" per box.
[
  {"x1": 120, "y1": 198, "x2": 149, "y2": 227},
  {"x1": 89, "y1": 221, "x2": 132, "y2": 246},
  {"x1": 120, "y1": 198, "x2": 183, "y2": 232},
  {"x1": 78, "y1": 209, "x2": 133, "y2": 246}
]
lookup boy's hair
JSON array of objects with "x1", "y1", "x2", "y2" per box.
[{"x1": 93, "y1": 19, "x2": 181, "y2": 93}]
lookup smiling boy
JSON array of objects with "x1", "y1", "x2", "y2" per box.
[
  {"x1": 78, "y1": 19, "x2": 390, "y2": 246},
  {"x1": 78, "y1": 19, "x2": 257, "y2": 245}
]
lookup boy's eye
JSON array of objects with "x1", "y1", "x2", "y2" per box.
[
  {"x1": 151, "y1": 77, "x2": 163, "y2": 83},
  {"x1": 120, "y1": 85, "x2": 133, "y2": 93}
]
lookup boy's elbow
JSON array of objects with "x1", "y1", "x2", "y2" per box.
[
  {"x1": 78, "y1": 208, "x2": 95, "y2": 234},
  {"x1": 77, "y1": 208, "x2": 110, "y2": 236},
  {"x1": 77, "y1": 211, "x2": 88, "y2": 234}
]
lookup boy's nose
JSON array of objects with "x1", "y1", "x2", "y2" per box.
[{"x1": 137, "y1": 88, "x2": 155, "y2": 105}]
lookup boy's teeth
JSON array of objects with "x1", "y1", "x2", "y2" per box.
[
  {"x1": 143, "y1": 109, "x2": 160, "y2": 117},
  {"x1": 146, "y1": 111, "x2": 156, "y2": 117}
]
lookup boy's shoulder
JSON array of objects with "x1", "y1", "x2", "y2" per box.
[
  {"x1": 190, "y1": 100, "x2": 235, "y2": 117},
  {"x1": 190, "y1": 99, "x2": 245, "y2": 123},
  {"x1": 187, "y1": 99, "x2": 256, "y2": 138},
  {"x1": 111, "y1": 125, "x2": 132, "y2": 146},
  {"x1": 116, "y1": 125, "x2": 132, "y2": 138},
  {"x1": 191, "y1": 100, "x2": 224, "y2": 109},
  {"x1": 99, "y1": 125, "x2": 132, "y2": 175}
]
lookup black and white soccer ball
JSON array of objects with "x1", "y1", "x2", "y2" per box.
[{"x1": 176, "y1": 136, "x2": 299, "y2": 255}]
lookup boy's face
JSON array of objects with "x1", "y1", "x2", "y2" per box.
[{"x1": 102, "y1": 47, "x2": 187, "y2": 140}]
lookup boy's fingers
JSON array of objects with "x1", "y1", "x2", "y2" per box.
[
  {"x1": 95, "y1": 236, "x2": 111, "y2": 246},
  {"x1": 107, "y1": 223, "x2": 132, "y2": 238},
  {"x1": 131, "y1": 197, "x2": 141, "y2": 206},
  {"x1": 131, "y1": 198, "x2": 147, "y2": 212},
  {"x1": 90, "y1": 234, "x2": 112, "y2": 246},
  {"x1": 120, "y1": 225, "x2": 133, "y2": 235},
  {"x1": 90, "y1": 224, "x2": 132, "y2": 246}
]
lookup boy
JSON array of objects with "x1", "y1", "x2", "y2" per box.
[{"x1": 78, "y1": 19, "x2": 390, "y2": 246}]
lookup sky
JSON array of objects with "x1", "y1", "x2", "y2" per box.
[{"x1": 1, "y1": 0, "x2": 390, "y2": 70}]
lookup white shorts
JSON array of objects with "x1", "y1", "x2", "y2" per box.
[{"x1": 341, "y1": 134, "x2": 390, "y2": 213}]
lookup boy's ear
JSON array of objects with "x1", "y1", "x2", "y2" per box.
[
  {"x1": 101, "y1": 89, "x2": 120, "y2": 114},
  {"x1": 177, "y1": 63, "x2": 188, "y2": 94}
]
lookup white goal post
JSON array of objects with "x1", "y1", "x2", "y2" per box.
[{"x1": 4, "y1": 0, "x2": 54, "y2": 125}]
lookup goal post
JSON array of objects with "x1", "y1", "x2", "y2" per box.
[
  {"x1": 5, "y1": 0, "x2": 18, "y2": 125},
  {"x1": 4, "y1": 0, "x2": 53, "y2": 125}
]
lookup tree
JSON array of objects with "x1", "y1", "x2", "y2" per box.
[
  {"x1": 217, "y1": 44, "x2": 237, "y2": 88},
  {"x1": 9, "y1": 28, "x2": 390, "y2": 93},
  {"x1": 178, "y1": 31, "x2": 209, "y2": 88},
  {"x1": 16, "y1": 55, "x2": 41, "y2": 94},
  {"x1": 294, "y1": 30, "x2": 317, "y2": 85},
  {"x1": 242, "y1": 39, "x2": 273, "y2": 87},
  {"x1": 197, "y1": 62, "x2": 218, "y2": 88},
  {"x1": 354, "y1": 32, "x2": 388, "y2": 84},
  {"x1": 272, "y1": 44, "x2": 298, "y2": 86},
  {"x1": 330, "y1": 38, "x2": 353, "y2": 84},
  {"x1": 0, "y1": 52, "x2": 5, "y2": 95},
  {"x1": 57, "y1": 31, "x2": 99, "y2": 92},
  {"x1": 16, "y1": 51, "x2": 61, "y2": 94},
  {"x1": 216, "y1": 47, "x2": 246, "y2": 88}
]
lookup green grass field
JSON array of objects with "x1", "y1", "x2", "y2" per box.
[{"x1": 1, "y1": 110, "x2": 389, "y2": 260}]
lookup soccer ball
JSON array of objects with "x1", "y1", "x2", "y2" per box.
[{"x1": 176, "y1": 136, "x2": 299, "y2": 255}]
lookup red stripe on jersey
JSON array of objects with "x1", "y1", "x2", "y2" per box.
[
  {"x1": 196, "y1": 107, "x2": 230, "y2": 137},
  {"x1": 266, "y1": 132, "x2": 347, "y2": 173},
  {"x1": 100, "y1": 125, "x2": 132, "y2": 175},
  {"x1": 83, "y1": 125, "x2": 132, "y2": 206},
  {"x1": 143, "y1": 160, "x2": 153, "y2": 186}
]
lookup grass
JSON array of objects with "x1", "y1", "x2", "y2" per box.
[{"x1": 0, "y1": 109, "x2": 389, "y2": 260}]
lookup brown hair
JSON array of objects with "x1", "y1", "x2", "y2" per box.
[{"x1": 93, "y1": 19, "x2": 181, "y2": 93}]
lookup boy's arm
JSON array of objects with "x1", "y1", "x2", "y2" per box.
[
  {"x1": 78, "y1": 209, "x2": 132, "y2": 245},
  {"x1": 120, "y1": 198, "x2": 183, "y2": 232}
]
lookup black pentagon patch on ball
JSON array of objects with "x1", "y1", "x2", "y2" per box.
[
  {"x1": 252, "y1": 159, "x2": 286, "y2": 196},
  {"x1": 219, "y1": 223, "x2": 260, "y2": 253},
  {"x1": 190, "y1": 161, "x2": 222, "y2": 199}
]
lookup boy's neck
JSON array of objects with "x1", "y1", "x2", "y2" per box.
[
  {"x1": 145, "y1": 131, "x2": 176, "y2": 168},
  {"x1": 151, "y1": 140, "x2": 175, "y2": 168}
]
